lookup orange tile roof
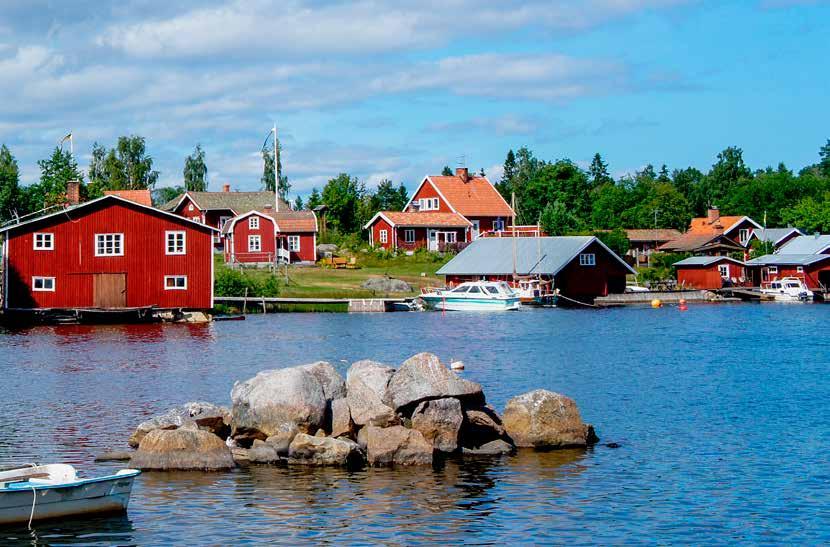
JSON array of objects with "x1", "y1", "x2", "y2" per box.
[
  {"x1": 105, "y1": 189, "x2": 153, "y2": 207},
  {"x1": 267, "y1": 210, "x2": 317, "y2": 233},
  {"x1": 688, "y1": 215, "x2": 745, "y2": 235},
  {"x1": 427, "y1": 176, "x2": 514, "y2": 217},
  {"x1": 382, "y1": 211, "x2": 471, "y2": 228}
]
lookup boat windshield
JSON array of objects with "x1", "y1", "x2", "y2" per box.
[
  {"x1": 498, "y1": 282, "x2": 513, "y2": 294},
  {"x1": 771, "y1": 283, "x2": 781, "y2": 289},
  {"x1": 451, "y1": 285, "x2": 470, "y2": 293},
  {"x1": 467, "y1": 286, "x2": 482, "y2": 294},
  {"x1": 785, "y1": 282, "x2": 801, "y2": 288},
  {"x1": 484, "y1": 286, "x2": 500, "y2": 295}
]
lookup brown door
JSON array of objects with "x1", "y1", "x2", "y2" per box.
[{"x1": 93, "y1": 274, "x2": 127, "y2": 308}]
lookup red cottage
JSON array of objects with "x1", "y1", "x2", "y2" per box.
[
  {"x1": 744, "y1": 254, "x2": 830, "y2": 290},
  {"x1": 222, "y1": 208, "x2": 318, "y2": 265},
  {"x1": 364, "y1": 167, "x2": 515, "y2": 251},
  {"x1": 660, "y1": 208, "x2": 761, "y2": 258},
  {"x1": 1, "y1": 194, "x2": 217, "y2": 310},
  {"x1": 674, "y1": 256, "x2": 746, "y2": 290}
]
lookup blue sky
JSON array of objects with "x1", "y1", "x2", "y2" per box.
[{"x1": 1, "y1": 0, "x2": 828, "y2": 200}]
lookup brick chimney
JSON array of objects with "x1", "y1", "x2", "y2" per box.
[
  {"x1": 707, "y1": 207, "x2": 720, "y2": 225},
  {"x1": 66, "y1": 180, "x2": 81, "y2": 206},
  {"x1": 223, "y1": 183, "x2": 231, "y2": 192},
  {"x1": 456, "y1": 167, "x2": 469, "y2": 183}
]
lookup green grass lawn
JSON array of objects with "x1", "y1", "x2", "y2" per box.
[{"x1": 214, "y1": 252, "x2": 450, "y2": 299}]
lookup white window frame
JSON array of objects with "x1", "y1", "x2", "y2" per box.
[
  {"x1": 420, "y1": 197, "x2": 439, "y2": 211},
  {"x1": 445, "y1": 231, "x2": 457, "y2": 243},
  {"x1": 33, "y1": 232, "x2": 54, "y2": 250},
  {"x1": 768, "y1": 265, "x2": 778, "y2": 275},
  {"x1": 579, "y1": 253, "x2": 596, "y2": 266},
  {"x1": 188, "y1": 203, "x2": 195, "y2": 212},
  {"x1": 249, "y1": 216, "x2": 260, "y2": 230},
  {"x1": 379, "y1": 229, "x2": 388, "y2": 244},
  {"x1": 95, "y1": 233, "x2": 124, "y2": 256},
  {"x1": 796, "y1": 266, "x2": 804, "y2": 273},
  {"x1": 404, "y1": 229, "x2": 415, "y2": 244},
  {"x1": 718, "y1": 264, "x2": 729, "y2": 278},
  {"x1": 287, "y1": 235, "x2": 300, "y2": 252},
  {"x1": 248, "y1": 235, "x2": 262, "y2": 252},
  {"x1": 493, "y1": 219, "x2": 505, "y2": 232},
  {"x1": 165, "y1": 231, "x2": 186, "y2": 255},
  {"x1": 32, "y1": 276, "x2": 55, "y2": 292},
  {"x1": 739, "y1": 228, "x2": 750, "y2": 245},
  {"x1": 164, "y1": 275, "x2": 188, "y2": 290}
]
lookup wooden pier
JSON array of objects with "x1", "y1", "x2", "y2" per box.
[{"x1": 213, "y1": 296, "x2": 412, "y2": 313}]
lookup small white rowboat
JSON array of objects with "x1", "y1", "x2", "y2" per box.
[{"x1": 0, "y1": 464, "x2": 140, "y2": 526}]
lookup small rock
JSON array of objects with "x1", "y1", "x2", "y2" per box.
[
  {"x1": 265, "y1": 423, "x2": 300, "y2": 456},
  {"x1": 502, "y1": 389, "x2": 597, "y2": 449},
  {"x1": 462, "y1": 439, "x2": 514, "y2": 456},
  {"x1": 366, "y1": 426, "x2": 433, "y2": 466},
  {"x1": 128, "y1": 402, "x2": 230, "y2": 448},
  {"x1": 605, "y1": 442, "x2": 621, "y2": 449},
  {"x1": 356, "y1": 426, "x2": 369, "y2": 450},
  {"x1": 385, "y1": 352, "x2": 484, "y2": 413},
  {"x1": 288, "y1": 433, "x2": 363, "y2": 466},
  {"x1": 346, "y1": 360, "x2": 398, "y2": 427},
  {"x1": 94, "y1": 451, "x2": 133, "y2": 462},
  {"x1": 231, "y1": 447, "x2": 251, "y2": 464},
  {"x1": 248, "y1": 439, "x2": 280, "y2": 463},
  {"x1": 129, "y1": 428, "x2": 235, "y2": 471},
  {"x1": 317, "y1": 243, "x2": 338, "y2": 257},
  {"x1": 315, "y1": 429, "x2": 327, "y2": 438},
  {"x1": 411, "y1": 398, "x2": 463, "y2": 452}
]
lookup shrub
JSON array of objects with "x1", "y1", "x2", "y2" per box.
[{"x1": 214, "y1": 267, "x2": 281, "y2": 297}]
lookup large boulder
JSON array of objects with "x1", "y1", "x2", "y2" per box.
[
  {"x1": 129, "y1": 425, "x2": 235, "y2": 471},
  {"x1": 411, "y1": 398, "x2": 463, "y2": 452},
  {"x1": 330, "y1": 398, "x2": 354, "y2": 438},
  {"x1": 231, "y1": 367, "x2": 327, "y2": 439},
  {"x1": 366, "y1": 426, "x2": 433, "y2": 466},
  {"x1": 502, "y1": 390, "x2": 598, "y2": 448},
  {"x1": 385, "y1": 353, "x2": 483, "y2": 413},
  {"x1": 128, "y1": 402, "x2": 230, "y2": 448},
  {"x1": 459, "y1": 404, "x2": 507, "y2": 448},
  {"x1": 300, "y1": 362, "x2": 346, "y2": 401},
  {"x1": 317, "y1": 243, "x2": 338, "y2": 257},
  {"x1": 361, "y1": 277, "x2": 413, "y2": 293},
  {"x1": 264, "y1": 423, "x2": 300, "y2": 455},
  {"x1": 346, "y1": 360, "x2": 398, "y2": 427},
  {"x1": 288, "y1": 433, "x2": 363, "y2": 466}
]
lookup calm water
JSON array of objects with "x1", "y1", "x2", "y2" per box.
[{"x1": 1, "y1": 304, "x2": 829, "y2": 545}]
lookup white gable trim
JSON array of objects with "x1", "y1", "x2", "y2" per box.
[
  {"x1": 224, "y1": 210, "x2": 278, "y2": 237},
  {"x1": 403, "y1": 177, "x2": 459, "y2": 215},
  {"x1": 723, "y1": 216, "x2": 763, "y2": 235},
  {"x1": 363, "y1": 211, "x2": 397, "y2": 230}
]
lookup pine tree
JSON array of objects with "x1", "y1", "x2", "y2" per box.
[
  {"x1": 657, "y1": 164, "x2": 671, "y2": 183},
  {"x1": 293, "y1": 195, "x2": 304, "y2": 210},
  {"x1": 819, "y1": 139, "x2": 830, "y2": 177},
  {"x1": 441, "y1": 166, "x2": 453, "y2": 176},
  {"x1": 588, "y1": 153, "x2": 611, "y2": 187},
  {"x1": 306, "y1": 188, "x2": 322, "y2": 210}
]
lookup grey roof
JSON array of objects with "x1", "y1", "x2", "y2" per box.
[
  {"x1": 674, "y1": 256, "x2": 743, "y2": 267},
  {"x1": 436, "y1": 236, "x2": 636, "y2": 276},
  {"x1": 753, "y1": 228, "x2": 803, "y2": 244},
  {"x1": 776, "y1": 234, "x2": 830, "y2": 254},
  {"x1": 162, "y1": 191, "x2": 290, "y2": 213},
  {"x1": 745, "y1": 254, "x2": 830, "y2": 266}
]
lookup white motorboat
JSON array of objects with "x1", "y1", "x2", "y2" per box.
[
  {"x1": 420, "y1": 281, "x2": 521, "y2": 311},
  {"x1": 760, "y1": 277, "x2": 814, "y2": 302},
  {"x1": 0, "y1": 464, "x2": 140, "y2": 526}
]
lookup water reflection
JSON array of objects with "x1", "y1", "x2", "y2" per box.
[{"x1": 1, "y1": 514, "x2": 136, "y2": 546}]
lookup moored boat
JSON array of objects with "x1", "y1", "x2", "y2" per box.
[
  {"x1": 760, "y1": 277, "x2": 814, "y2": 302},
  {"x1": 420, "y1": 281, "x2": 520, "y2": 311},
  {"x1": 0, "y1": 464, "x2": 140, "y2": 526}
]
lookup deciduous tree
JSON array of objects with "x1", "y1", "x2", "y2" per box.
[
  {"x1": 0, "y1": 145, "x2": 20, "y2": 221},
  {"x1": 183, "y1": 144, "x2": 208, "y2": 192}
]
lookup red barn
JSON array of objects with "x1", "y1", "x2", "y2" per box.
[
  {"x1": 674, "y1": 256, "x2": 746, "y2": 290},
  {"x1": 222, "y1": 208, "x2": 318, "y2": 264},
  {"x1": 1, "y1": 194, "x2": 217, "y2": 310},
  {"x1": 364, "y1": 167, "x2": 514, "y2": 251}
]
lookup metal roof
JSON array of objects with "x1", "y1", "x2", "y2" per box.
[
  {"x1": 674, "y1": 256, "x2": 744, "y2": 267},
  {"x1": 436, "y1": 236, "x2": 636, "y2": 276},
  {"x1": 752, "y1": 227, "x2": 803, "y2": 244},
  {"x1": 776, "y1": 235, "x2": 830, "y2": 254},
  {"x1": 745, "y1": 253, "x2": 830, "y2": 266}
]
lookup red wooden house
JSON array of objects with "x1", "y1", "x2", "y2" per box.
[
  {"x1": 364, "y1": 167, "x2": 514, "y2": 251},
  {"x1": 744, "y1": 254, "x2": 830, "y2": 290},
  {"x1": 660, "y1": 208, "x2": 760, "y2": 257},
  {"x1": 673, "y1": 256, "x2": 747, "y2": 290},
  {"x1": 222, "y1": 207, "x2": 318, "y2": 265},
  {"x1": 1, "y1": 191, "x2": 217, "y2": 311}
]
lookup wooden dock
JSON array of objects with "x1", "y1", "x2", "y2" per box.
[
  {"x1": 595, "y1": 290, "x2": 710, "y2": 306},
  {"x1": 213, "y1": 296, "x2": 412, "y2": 313}
]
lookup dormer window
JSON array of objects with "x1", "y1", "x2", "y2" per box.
[
  {"x1": 420, "y1": 198, "x2": 439, "y2": 211},
  {"x1": 249, "y1": 216, "x2": 260, "y2": 230},
  {"x1": 738, "y1": 228, "x2": 750, "y2": 245}
]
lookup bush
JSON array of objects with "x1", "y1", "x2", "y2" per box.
[{"x1": 214, "y1": 267, "x2": 281, "y2": 297}]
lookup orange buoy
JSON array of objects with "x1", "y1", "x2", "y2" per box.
[
  {"x1": 678, "y1": 298, "x2": 688, "y2": 311},
  {"x1": 651, "y1": 298, "x2": 662, "y2": 309}
]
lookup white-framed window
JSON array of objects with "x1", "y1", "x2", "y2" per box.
[
  {"x1": 164, "y1": 275, "x2": 187, "y2": 290},
  {"x1": 718, "y1": 264, "x2": 729, "y2": 278},
  {"x1": 739, "y1": 228, "x2": 750, "y2": 245},
  {"x1": 188, "y1": 203, "x2": 195, "y2": 212},
  {"x1": 768, "y1": 266, "x2": 778, "y2": 275},
  {"x1": 379, "y1": 229, "x2": 388, "y2": 244},
  {"x1": 166, "y1": 231, "x2": 186, "y2": 255},
  {"x1": 33, "y1": 232, "x2": 54, "y2": 250},
  {"x1": 419, "y1": 197, "x2": 439, "y2": 211},
  {"x1": 493, "y1": 219, "x2": 505, "y2": 232},
  {"x1": 404, "y1": 229, "x2": 415, "y2": 243},
  {"x1": 446, "y1": 232, "x2": 457, "y2": 243},
  {"x1": 248, "y1": 235, "x2": 261, "y2": 252},
  {"x1": 796, "y1": 266, "x2": 804, "y2": 273},
  {"x1": 288, "y1": 235, "x2": 300, "y2": 252},
  {"x1": 249, "y1": 216, "x2": 260, "y2": 229},
  {"x1": 579, "y1": 253, "x2": 596, "y2": 266},
  {"x1": 32, "y1": 276, "x2": 55, "y2": 292},
  {"x1": 95, "y1": 233, "x2": 124, "y2": 256}
]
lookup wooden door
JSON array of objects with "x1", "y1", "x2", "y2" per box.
[{"x1": 93, "y1": 274, "x2": 127, "y2": 308}]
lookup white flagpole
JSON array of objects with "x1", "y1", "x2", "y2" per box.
[{"x1": 273, "y1": 124, "x2": 279, "y2": 212}]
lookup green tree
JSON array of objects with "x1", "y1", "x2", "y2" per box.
[
  {"x1": 306, "y1": 188, "x2": 323, "y2": 210},
  {"x1": 819, "y1": 139, "x2": 830, "y2": 177},
  {"x1": 699, "y1": 146, "x2": 752, "y2": 210},
  {"x1": 322, "y1": 173, "x2": 363, "y2": 233},
  {"x1": 749, "y1": 239, "x2": 775, "y2": 259},
  {"x1": 441, "y1": 166, "x2": 453, "y2": 176},
  {"x1": 497, "y1": 149, "x2": 517, "y2": 196},
  {"x1": 539, "y1": 201, "x2": 578, "y2": 236},
  {"x1": 657, "y1": 164, "x2": 671, "y2": 183},
  {"x1": 293, "y1": 195, "x2": 304, "y2": 210},
  {"x1": 153, "y1": 186, "x2": 185, "y2": 207},
  {"x1": 87, "y1": 136, "x2": 159, "y2": 194},
  {"x1": 373, "y1": 179, "x2": 409, "y2": 211},
  {"x1": 591, "y1": 182, "x2": 630, "y2": 230},
  {"x1": 183, "y1": 144, "x2": 208, "y2": 192},
  {"x1": 588, "y1": 153, "x2": 612, "y2": 187},
  {"x1": 32, "y1": 147, "x2": 84, "y2": 209},
  {"x1": 671, "y1": 167, "x2": 704, "y2": 212},
  {"x1": 0, "y1": 145, "x2": 21, "y2": 221},
  {"x1": 518, "y1": 160, "x2": 590, "y2": 226},
  {"x1": 593, "y1": 227, "x2": 630, "y2": 257},
  {"x1": 394, "y1": 183, "x2": 409, "y2": 210},
  {"x1": 782, "y1": 192, "x2": 830, "y2": 233}
]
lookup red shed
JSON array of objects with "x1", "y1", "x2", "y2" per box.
[
  {"x1": 222, "y1": 208, "x2": 317, "y2": 264},
  {"x1": 674, "y1": 256, "x2": 746, "y2": 290},
  {"x1": 1, "y1": 195, "x2": 218, "y2": 310}
]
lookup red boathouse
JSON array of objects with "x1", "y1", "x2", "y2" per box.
[
  {"x1": 1, "y1": 193, "x2": 218, "y2": 310},
  {"x1": 673, "y1": 256, "x2": 746, "y2": 290}
]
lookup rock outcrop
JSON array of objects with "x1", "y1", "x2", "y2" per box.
[
  {"x1": 231, "y1": 367, "x2": 327, "y2": 438},
  {"x1": 411, "y1": 398, "x2": 463, "y2": 452},
  {"x1": 129, "y1": 424, "x2": 235, "y2": 471},
  {"x1": 346, "y1": 360, "x2": 398, "y2": 427},
  {"x1": 366, "y1": 425, "x2": 433, "y2": 466},
  {"x1": 502, "y1": 390, "x2": 598, "y2": 448},
  {"x1": 361, "y1": 277, "x2": 413, "y2": 293},
  {"x1": 128, "y1": 402, "x2": 230, "y2": 448},
  {"x1": 459, "y1": 404, "x2": 508, "y2": 449},
  {"x1": 385, "y1": 353, "x2": 483, "y2": 412},
  {"x1": 288, "y1": 433, "x2": 363, "y2": 466}
]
